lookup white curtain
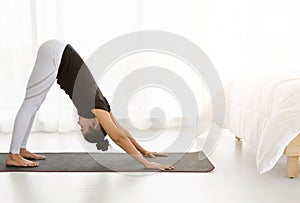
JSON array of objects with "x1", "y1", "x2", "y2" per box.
[
  {"x1": 0, "y1": 0, "x2": 139, "y2": 133},
  {"x1": 1, "y1": 0, "x2": 299, "y2": 133}
]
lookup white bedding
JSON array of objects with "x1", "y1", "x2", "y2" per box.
[{"x1": 200, "y1": 73, "x2": 300, "y2": 174}]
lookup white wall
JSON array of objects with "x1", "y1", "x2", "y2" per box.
[{"x1": 0, "y1": 0, "x2": 299, "y2": 132}]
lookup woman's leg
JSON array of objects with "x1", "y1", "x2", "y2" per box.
[
  {"x1": 20, "y1": 113, "x2": 36, "y2": 149},
  {"x1": 8, "y1": 93, "x2": 48, "y2": 159},
  {"x1": 7, "y1": 40, "x2": 66, "y2": 167}
]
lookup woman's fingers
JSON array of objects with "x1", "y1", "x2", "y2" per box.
[
  {"x1": 148, "y1": 153, "x2": 155, "y2": 158},
  {"x1": 153, "y1": 152, "x2": 168, "y2": 157},
  {"x1": 145, "y1": 152, "x2": 168, "y2": 158},
  {"x1": 159, "y1": 164, "x2": 174, "y2": 171},
  {"x1": 162, "y1": 164, "x2": 174, "y2": 170},
  {"x1": 150, "y1": 162, "x2": 174, "y2": 171},
  {"x1": 144, "y1": 152, "x2": 154, "y2": 158}
]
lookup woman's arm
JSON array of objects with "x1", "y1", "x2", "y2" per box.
[
  {"x1": 110, "y1": 113, "x2": 168, "y2": 158},
  {"x1": 109, "y1": 113, "x2": 147, "y2": 154},
  {"x1": 92, "y1": 109, "x2": 173, "y2": 170}
]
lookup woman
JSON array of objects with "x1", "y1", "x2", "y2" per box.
[{"x1": 6, "y1": 40, "x2": 174, "y2": 171}]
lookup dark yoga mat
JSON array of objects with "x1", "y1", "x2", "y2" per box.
[{"x1": 0, "y1": 151, "x2": 214, "y2": 172}]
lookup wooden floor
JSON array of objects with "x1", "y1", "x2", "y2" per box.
[{"x1": 0, "y1": 129, "x2": 300, "y2": 203}]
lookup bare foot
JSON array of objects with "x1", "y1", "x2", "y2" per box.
[
  {"x1": 6, "y1": 153, "x2": 39, "y2": 167},
  {"x1": 20, "y1": 148, "x2": 46, "y2": 160}
]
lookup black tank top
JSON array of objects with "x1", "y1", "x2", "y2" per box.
[{"x1": 56, "y1": 44, "x2": 111, "y2": 118}]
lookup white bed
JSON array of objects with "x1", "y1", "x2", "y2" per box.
[{"x1": 199, "y1": 73, "x2": 300, "y2": 177}]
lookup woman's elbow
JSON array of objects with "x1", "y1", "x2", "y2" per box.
[{"x1": 112, "y1": 132, "x2": 127, "y2": 146}]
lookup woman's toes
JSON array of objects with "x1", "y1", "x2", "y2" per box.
[{"x1": 32, "y1": 162, "x2": 38, "y2": 167}]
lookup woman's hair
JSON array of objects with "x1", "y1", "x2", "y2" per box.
[{"x1": 83, "y1": 126, "x2": 109, "y2": 151}]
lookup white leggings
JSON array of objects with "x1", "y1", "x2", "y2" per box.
[{"x1": 9, "y1": 40, "x2": 67, "y2": 154}]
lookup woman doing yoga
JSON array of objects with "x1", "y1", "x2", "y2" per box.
[{"x1": 6, "y1": 40, "x2": 174, "y2": 171}]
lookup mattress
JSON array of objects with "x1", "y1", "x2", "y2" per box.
[{"x1": 200, "y1": 73, "x2": 300, "y2": 173}]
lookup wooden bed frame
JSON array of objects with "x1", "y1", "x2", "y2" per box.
[
  {"x1": 283, "y1": 133, "x2": 300, "y2": 178},
  {"x1": 236, "y1": 133, "x2": 300, "y2": 178}
]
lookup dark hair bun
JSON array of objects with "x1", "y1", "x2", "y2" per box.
[
  {"x1": 96, "y1": 139, "x2": 109, "y2": 151},
  {"x1": 83, "y1": 127, "x2": 110, "y2": 151}
]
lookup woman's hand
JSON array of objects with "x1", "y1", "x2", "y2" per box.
[
  {"x1": 143, "y1": 151, "x2": 174, "y2": 171},
  {"x1": 144, "y1": 162, "x2": 174, "y2": 171},
  {"x1": 143, "y1": 151, "x2": 168, "y2": 158}
]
